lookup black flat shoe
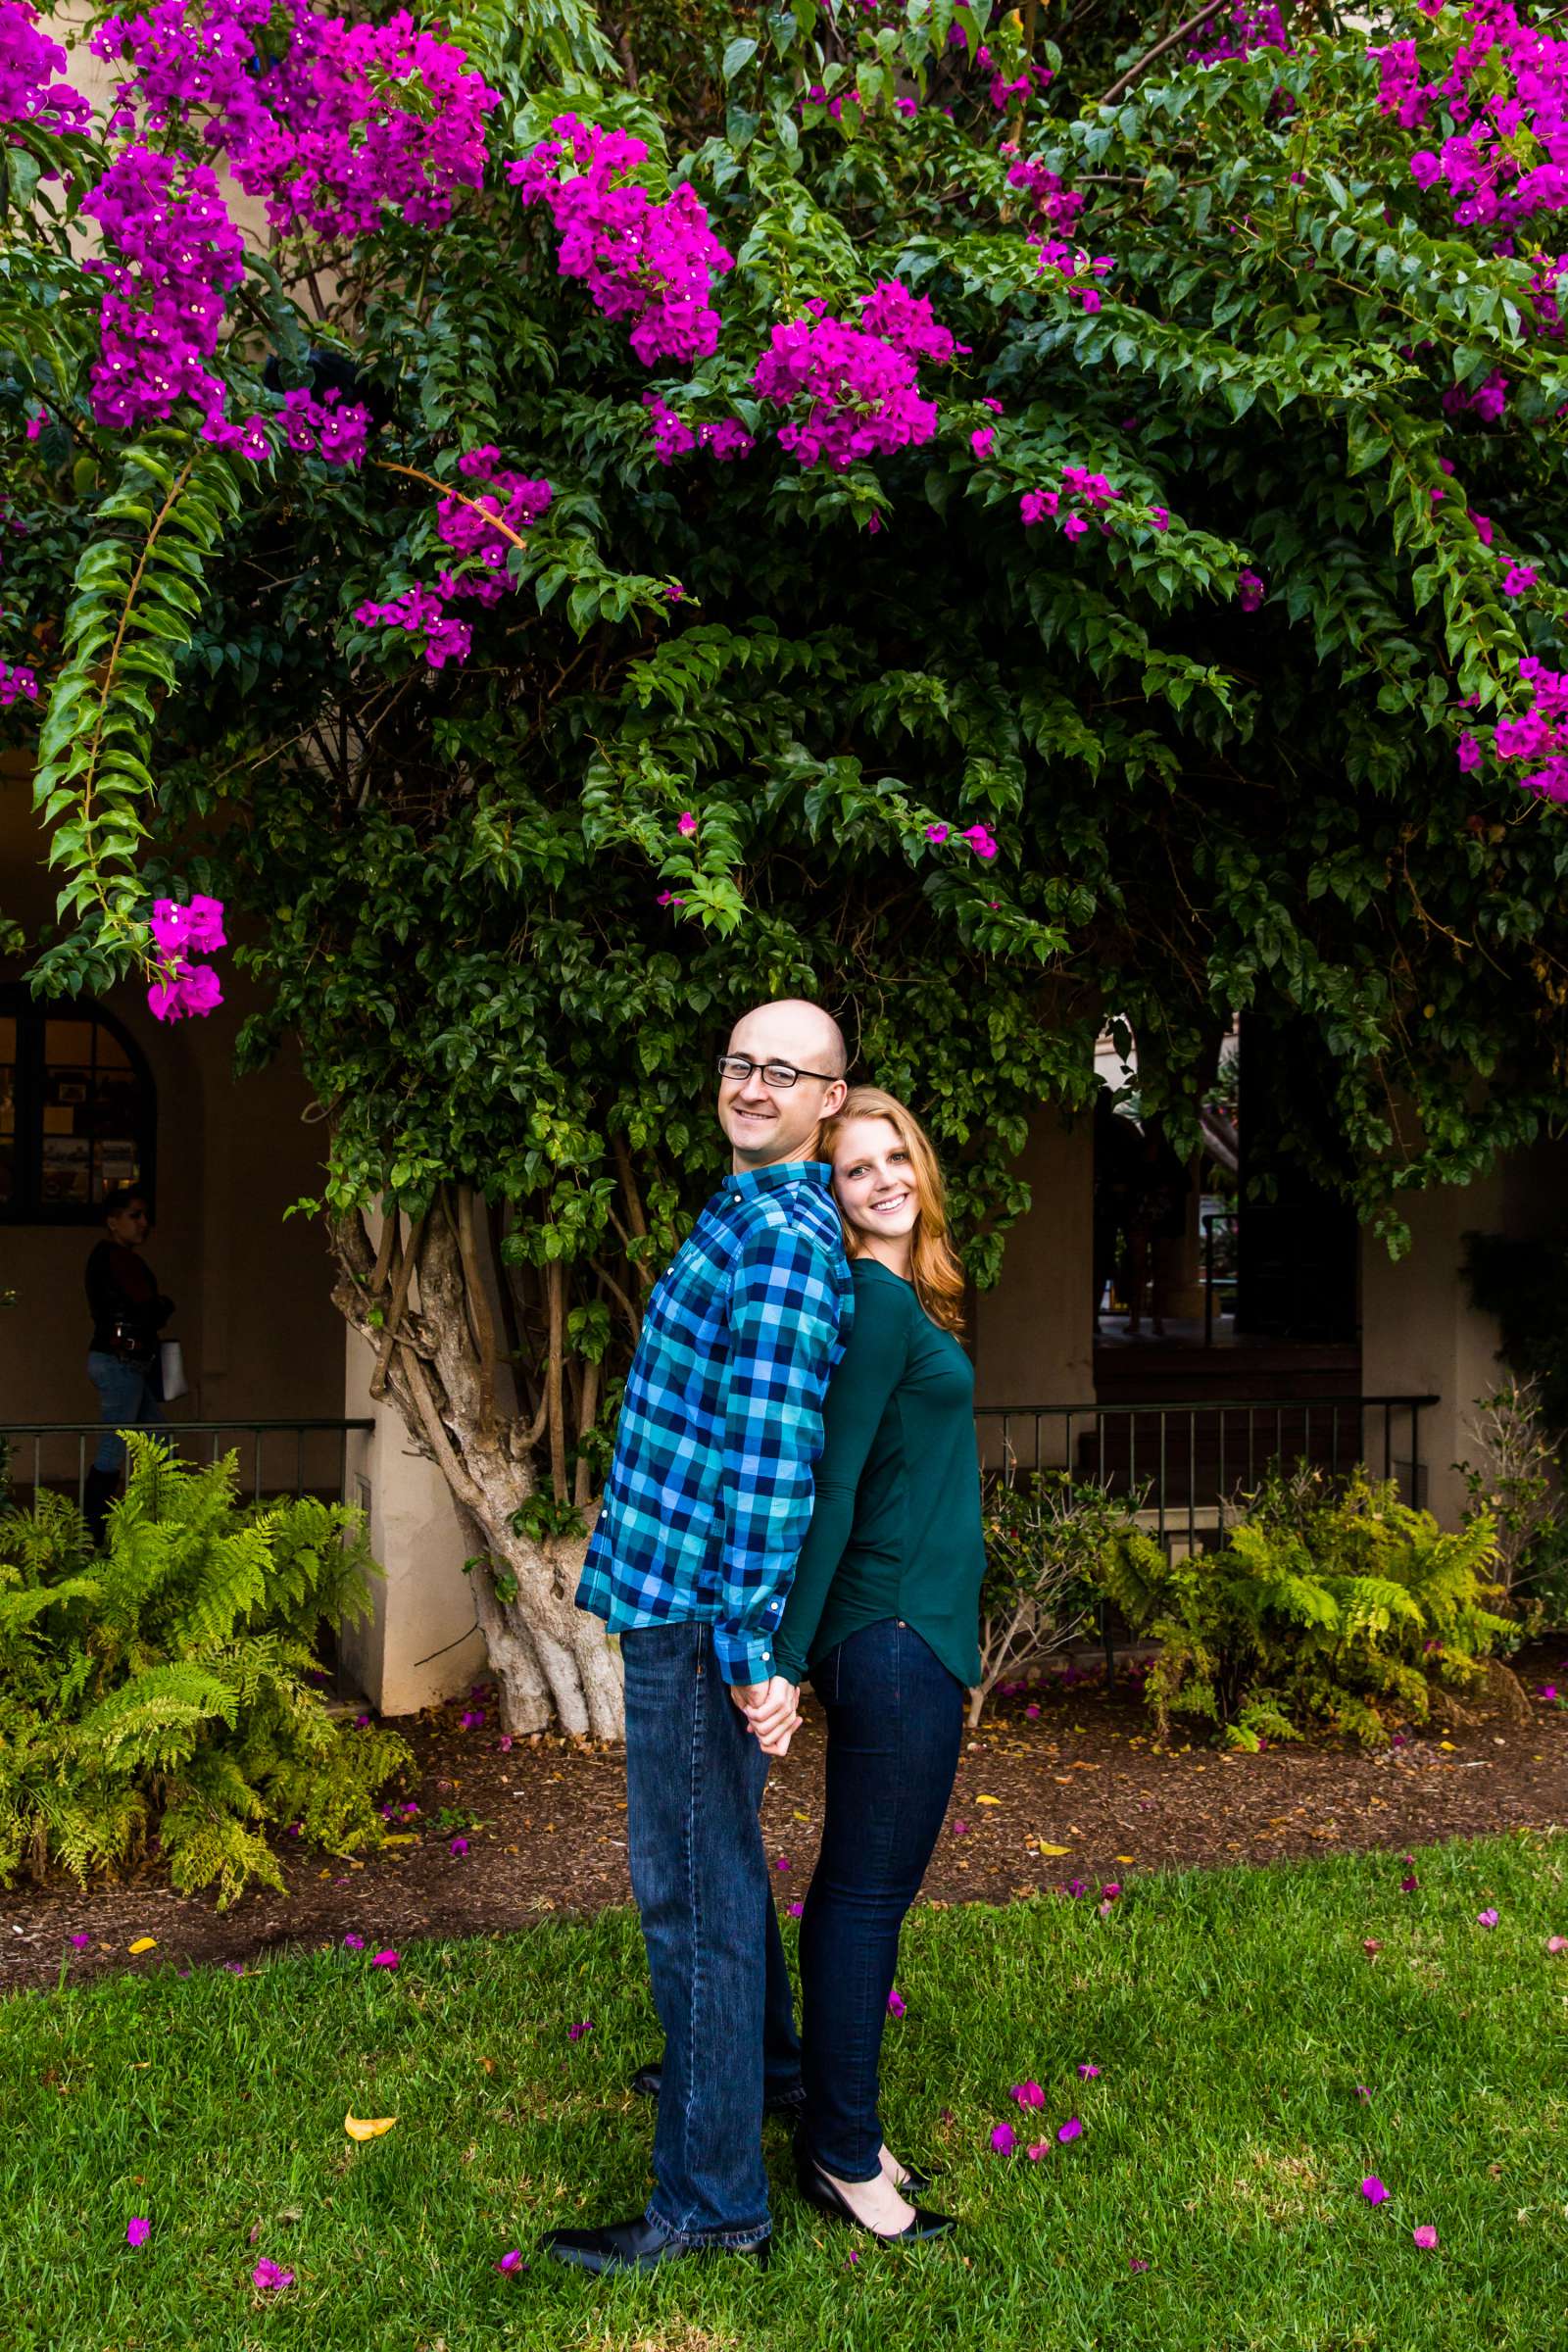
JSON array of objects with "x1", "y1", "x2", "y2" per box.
[
  {"x1": 793, "y1": 2148, "x2": 955, "y2": 2243},
  {"x1": 630, "y1": 2061, "x2": 807, "y2": 2118},
  {"x1": 542, "y1": 2214, "x2": 771, "y2": 2274}
]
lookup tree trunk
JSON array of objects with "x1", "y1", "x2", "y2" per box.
[{"x1": 332, "y1": 1197, "x2": 625, "y2": 1740}]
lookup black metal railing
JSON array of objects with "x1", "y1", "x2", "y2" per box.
[
  {"x1": 0, "y1": 1419, "x2": 374, "y2": 1509},
  {"x1": 974, "y1": 1393, "x2": 1440, "y2": 1550}
]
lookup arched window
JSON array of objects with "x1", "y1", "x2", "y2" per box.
[{"x1": 0, "y1": 990, "x2": 157, "y2": 1225}]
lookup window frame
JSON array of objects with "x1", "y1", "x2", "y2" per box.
[{"x1": 0, "y1": 987, "x2": 158, "y2": 1228}]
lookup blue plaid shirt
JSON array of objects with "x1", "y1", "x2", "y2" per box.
[{"x1": 577, "y1": 1161, "x2": 853, "y2": 1685}]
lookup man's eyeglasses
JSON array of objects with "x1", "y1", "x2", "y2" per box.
[{"x1": 716, "y1": 1054, "x2": 838, "y2": 1091}]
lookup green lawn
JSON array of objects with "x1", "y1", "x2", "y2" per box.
[{"x1": 3, "y1": 1834, "x2": 1565, "y2": 2351}]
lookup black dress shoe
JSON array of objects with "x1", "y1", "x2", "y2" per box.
[
  {"x1": 630, "y1": 2062, "x2": 807, "y2": 2117},
  {"x1": 793, "y1": 2144, "x2": 955, "y2": 2242},
  {"x1": 542, "y1": 2214, "x2": 771, "y2": 2274}
]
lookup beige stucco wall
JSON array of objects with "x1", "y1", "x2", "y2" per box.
[{"x1": 971, "y1": 1103, "x2": 1095, "y2": 1465}]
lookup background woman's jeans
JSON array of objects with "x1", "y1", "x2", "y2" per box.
[
  {"x1": 800, "y1": 1617, "x2": 964, "y2": 2181},
  {"x1": 621, "y1": 1620, "x2": 801, "y2": 2246},
  {"x1": 86, "y1": 1351, "x2": 164, "y2": 1474}
]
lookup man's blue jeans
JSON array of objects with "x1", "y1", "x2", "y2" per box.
[
  {"x1": 86, "y1": 1350, "x2": 164, "y2": 1474},
  {"x1": 621, "y1": 1620, "x2": 801, "y2": 2246}
]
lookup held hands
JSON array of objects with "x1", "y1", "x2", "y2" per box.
[{"x1": 730, "y1": 1674, "x2": 802, "y2": 1758}]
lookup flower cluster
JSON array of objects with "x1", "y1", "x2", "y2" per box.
[
  {"x1": 1442, "y1": 368, "x2": 1508, "y2": 422},
  {"x1": 147, "y1": 893, "x2": 225, "y2": 1023},
  {"x1": 1493, "y1": 657, "x2": 1568, "y2": 803},
  {"x1": 0, "y1": 658, "x2": 38, "y2": 707},
  {"x1": 92, "y1": 0, "x2": 500, "y2": 239},
  {"x1": 753, "y1": 286, "x2": 957, "y2": 470},
  {"x1": 434, "y1": 448, "x2": 552, "y2": 608},
  {"x1": 642, "y1": 395, "x2": 755, "y2": 465},
  {"x1": 509, "y1": 117, "x2": 733, "y2": 367},
  {"x1": 925, "y1": 819, "x2": 1000, "y2": 860},
  {"x1": 80, "y1": 145, "x2": 267, "y2": 454},
  {"x1": 1189, "y1": 2, "x2": 1291, "y2": 64},
  {"x1": 1032, "y1": 234, "x2": 1115, "y2": 311},
  {"x1": 355, "y1": 449, "x2": 550, "y2": 666},
  {"x1": 1020, "y1": 465, "x2": 1121, "y2": 540},
  {"x1": 278, "y1": 384, "x2": 372, "y2": 466},
  {"x1": 354, "y1": 582, "x2": 471, "y2": 670},
  {"x1": 1, "y1": 0, "x2": 90, "y2": 137},
  {"x1": 1374, "y1": 3, "x2": 1568, "y2": 233},
  {"x1": 1004, "y1": 151, "x2": 1086, "y2": 236}
]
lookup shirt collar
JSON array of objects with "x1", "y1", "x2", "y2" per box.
[{"x1": 724, "y1": 1161, "x2": 832, "y2": 1200}]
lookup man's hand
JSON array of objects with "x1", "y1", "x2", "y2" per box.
[{"x1": 730, "y1": 1674, "x2": 801, "y2": 1746}]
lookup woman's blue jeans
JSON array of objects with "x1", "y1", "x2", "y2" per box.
[
  {"x1": 86, "y1": 1350, "x2": 164, "y2": 1474},
  {"x1": 621, "y1": 1620, "x2": 801, "y2": 2247},
  {"x1": 800, "y1": 1618, "x2": 964, "y2": 2181}
]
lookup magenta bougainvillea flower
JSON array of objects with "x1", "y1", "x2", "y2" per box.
[
  {"x1": 1057, "y1": 2116, "x2": 1083, "y2": 2143},
  {"x1": 343, "y1": 1934, "x2": 365, "y2": 1950},
  {"x1": 495, "y1": 2248, "x2": 527, "y2": 2274},
  {"x1": 125, "y1": 2217, "x2": 150, "y2": 2248},
  {"x1": 990, "y1": 2123, "x2": 1018, "y2": 2154},
  {"x1": 1545, "y1": 1936, "x2": 1566, "y2": 1954},
  {"x1": 1011, "y1": 2081, "x2": 1046, "y2": 2109},
  {"x1": 1078, "y1": 2063, "x2": 1102, "y2": 2079},
  {"x1": 1412, "y1": 2225, "x2": 1439, "y2": 2250},
  {"x1": 252, "y1": 2257, "x2": 294, "y2": 2291},
  {"x1": 1477, "y1": 1908, "x2": 1499, "y2": 1928},
  {"x1": 1401, "y1": 1874, "x2": 1419, "y2": 1892},
  {"x1": 1361, "y1": 2176, "x2": 1391, "y2": 2204},
  {"x1": 567, "y1": 2019, "x2": 595, "y2": 2041},
  {"x1": 1238, "y1": 568, "x2": 1265, "y2": 611},
  {"x1": 887, "y1": 1989, "x2": 906, "y2": 2017},
  {"x1": 369, "y1": 1949, "x2": 400, "y2": 1969},
  {"x1": 788, "y1": 1900, "x2": 804, "y2": 1917},
  {"x1": 449, "y1": 1837, "x2": 468, "y2": 1856},
  {"x1": 70, "y1": 1933, "x2": 90, "y2": 1950}
]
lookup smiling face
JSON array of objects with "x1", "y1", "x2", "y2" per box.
[
  {"x1": 717, "y1": 1001, "x2": 848, "y2": 1170},
  {"x1": 830, "y1": 1115, "x2": 919, "y2": 1268}
]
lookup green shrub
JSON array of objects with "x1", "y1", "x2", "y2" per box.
[
  {"x1": 1457, "y1": 1381, "x2": 1568, "y2": 1633},
  {"x1": 1093, "y1": 1469, "x2": 1509, "y2": 1750},
  {"x1": 973, "y1": 1471, "x2": 1161, "y2": 1726},
  {"x1": 0, "y1": 1435, "x2": 411, "y2": 1906}
]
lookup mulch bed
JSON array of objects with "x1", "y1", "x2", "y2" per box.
[{"x1": 4, "y1": 1645, "x2": 1565, "y2": 1997}]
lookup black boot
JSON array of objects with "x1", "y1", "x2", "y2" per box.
[{"x1": 82, "y1": 1467, "x2": 119, "y2": 1547}]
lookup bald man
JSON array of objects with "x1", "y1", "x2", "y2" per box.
[{"x1": 549, "y1": 1001, "x2": 853, "y2": 2276}]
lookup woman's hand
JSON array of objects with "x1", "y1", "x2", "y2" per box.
[{"x1": 731, "y1": 1673, "x2": 802, "y2": 1750}]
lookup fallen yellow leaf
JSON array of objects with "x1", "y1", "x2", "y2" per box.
[
  {"x1": 127, "y1": 1937, "x2": 157, "y2": 1954},
  {"x1": 382, "y1": 1834, "x2": 416, "y2": 1845},
  {"x1": 975, "y1": 1794, "x2": 1003, "y2": 1806},
  {"x1": 1115, "y1": 1855, "x2": 1136, "y2": 1864},
  {"x1": 344, "y1": 2113, "x2": 397, "y2": 2140},
  {"x1": 1439, "y1": 1740, "x2": 1457, "y2": 1752},
  {"x1": 1037, "y1": 1843, "x2": 1072, "y2": 1856},
  {"x1": 792, "y1": 1811, "x2": 811, "y2": 1824}
]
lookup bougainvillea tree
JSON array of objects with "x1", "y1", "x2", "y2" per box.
[{"x1": 3, "y1": 0, "x2": 1566, "y2": 1734}]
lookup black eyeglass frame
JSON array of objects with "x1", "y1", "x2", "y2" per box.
[{"x1": 714, "y1": 1054, "x2": 840, "y2": 1091}]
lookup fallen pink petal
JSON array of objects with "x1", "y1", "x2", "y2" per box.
[
  {"x1": 125, "y1": 2217, "x2": 150, "y2": 2248},
  {"x1": 1057, "y1": 2116, "x2": 1083, "y2": 2143},
  {"x1": 1026, "y1": 2141, "x2": 1050, "y2": 2160},
  {"x1": 1361, "y1": 2177, "x2": 1390, "y2": 2204},
  {"x1": 887, "y1": 1990, "x2": 906, "y2": 2017},
  {"x1": 991, "y1": 2123, "x2": 1018, "y2": 2154},
  {"x1": 495, "y1": 2249, "x2": 527, "y2": 2274},
  {"x1": 567, "y1": 2019, "x2": 595, "y2": 2041},
  {"x1": 1547, "y1": 1936, "x2": 1567, "y2": 1955},
  {"x1": 1010, "y1": 2081, "x2": 1046, "y2": 2109},
  {"x1": 70, "y1": 1933, "x2": 90, "y2": 1950},
  {"x1": 1412, "y1": 2225, "x2": 1439, "y2": 2249},
  {"x1": 343, "y1": 1934, "x2": 365, "y2": 1950},
  {"x1": 252, "y1": 2257, "x2": 295, "y2": 2292},
  {"x1": 1078, "y1": 2064, "x2": 1102, "y2": 2079},
  {"x1": 450, "y1": 1837, "x2": 468, "y2": 1856},
  {"x1": 369, "y1": 1949, "x2": 400, "y2": 1969},
  {"x1": 788, "y1": 1900, "x2": 804, "y2": 1917},
  {"x1": 1477, "y1": 1908, "x2": 1498, "y2": 1928},
  {"x1": 1130, "y1": 2256, "x2": 1150, "y2": 2272}
]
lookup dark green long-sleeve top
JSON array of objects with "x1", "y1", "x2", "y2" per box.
[{"x1": 772, "y1": 1257, "x2": 985, "y2": 1690}]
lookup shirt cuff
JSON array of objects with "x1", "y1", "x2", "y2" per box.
[{"x1": 712, "y1": 1625, "x2": 779, "y2": 1687}]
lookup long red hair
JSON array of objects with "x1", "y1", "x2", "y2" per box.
[{"x1": 820, "y1": 1086, "x2": 966, "y2": 1335}]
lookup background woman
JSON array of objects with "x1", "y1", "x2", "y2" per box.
[
  {"x1": 766, "y1": 1085, "x2": 986, "y2": 2243},
  {"x1": 83, "y1": 1187, "x2": 172, "y2": 1543}
]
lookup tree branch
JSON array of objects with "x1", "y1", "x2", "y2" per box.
[{"x1": 1100, "y1": 0, "x2": 1230, "y2": 105}]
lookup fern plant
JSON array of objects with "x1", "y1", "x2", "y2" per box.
[
  {"x1": 1093, "y1": 1471, "x2": 1509, "y2": 1750},
  {"x1": 0, "y1": 1436, "x2": 410, "y2": 1906}
]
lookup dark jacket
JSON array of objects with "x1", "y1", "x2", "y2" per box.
[{"x1": 86, "y1": 1242, "x2": 172, "y2": 1360}]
